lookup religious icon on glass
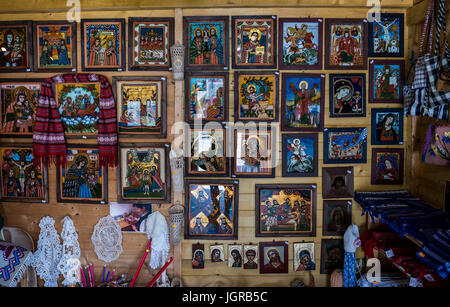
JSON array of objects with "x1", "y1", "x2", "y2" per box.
[
  {"x1": 184, "y1": 16, "x2": 229, "y2": 71},
  {"x1": 118, "y1": 143, "x2": 171, "y2": 204},
  {"x1": 369, "y1": 59, "x2": 404, "y2": 104},
  {"x1": 113, "y1": 76, "x2": 167, "y2": 138},
  {"x1": 259, "y1": 241, "x2": 289, "y2": 274},
  {"x1": 57, "y1": 146, "x2": 107, "y2": 204},
  {"x1": 371, "y1": 108, "x2": 403, "y2": 145},
  {"x1": 0, "y1": 79, "x2": 42, "y2": 138},
  {"x1": 278, "y1": 18, "x2": 323, "y2": 70},
  {"x1": 323, "y1": 128, "x2": 367, "y2": 164},
  {"x1": 293, "y1": 242, "x2": 315, "y2": 271},
  {"x1": 371, "y1": 148, "x2": 404, "y2": 185},
  {"x1": 329, "y1": 74, "x2": 366, "y2": 117},
  {"x1": 33, "y1": 21, "x2": 77, "y2": 72},
  {"x1": 232, "y1": 15, "x2": 277, "y2": 69},
  {"x1": 368, "y1": 13, "x2": 404, "y2": 58},
  {"x1": 81, "y1": 19, "x2": 125, "y2": 71},
  {"x1": 282, "y1": 133, "x2": 318, "y2": 177},
  {"x1": 325, "y1": 18, "x2": 367, "y2": 70},
  {"x1": 185, "y1": 179, "x2": 238, "y2": 240},
  {"x1": 128, "y1": 17, "x2": 174, "y2": 71},
  {"x1": 0, "y1": 21, "x2": 33, "y2": 72},
  {"x1": 0, "y1": 144, "x2": 48, "y2": 203}
]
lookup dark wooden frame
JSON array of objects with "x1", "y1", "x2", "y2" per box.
[
  {"x1": 0, "y1": 21, "x2": 33, "y2": 73},
  {"x1": 234, "y1": 71, "x2": 279, "y2": 123},
  {"x1": 329, "y1": 73, "x2": 366, "y2": 118},
  {"x1": 281, "y1": 133, "x2": 319, "y2": 177},
  {"x1": 369, "y1": 59, "x2": 404, "y2": 104},
  {"x1": 323, "y1": 127, "x2": 368, "y2": 164},
  {"x1": 128, "y1": 17, "x2": 174, "y2": 71},
  {"x1": 371, "y1": 148, "x2": 404, "y2": 185},
  {"x1": 322, "y1": 200, "x2": 352, "y2": 236},
  {"x1": 258, "y1": 241, "x2": 289, "y2": 274},
  {"x1": 371, "y1": 108, "x2": 404, "y2": 145},
  {"x1": 255, "y1": 184, "x2": 317, "y2": 237},
  {"x1": 322, "y1": 166, "x2": 354, "y2": 199},
  {"x1": 278, "y1": 18, "x2": 323, "y2": 70},
  {"x1": 184, "y1": 71, "x2": 229, "y2": 124},
  {"x1": 80, "y1": 18, "x2": 126, "y2": 72},
  {"x1": 231, "y1": 128, "x2": 276, "y2": 178},
  {"x1": 320, "y1": 238, "x2": 344, "y2": 274},
  {"x1": 0, "y1": 78, "x2": 43, "y2": 138},
  {"x1": 183, "y1": 16, "x2": 229, "y2": 71},
  {"x1": 52, "y1": 79, "x2": 103, "y2": 139},
  {"x1": 32, "y1": 20, "x2": 77, "y2": 72},
  {"x1": 231, "y1": 15, "x2": 277, "y2": 70},
  {"x1": 56, "y1": 144, "x2": 108, "y2": 204},
  {"x1": 112, "y1": 76, "x2": 167, "y2": 139},
  {"x1": 184, "y1": 125, "x2": 229, "y2": 177},
  {"x1": 184, "y1": 179, "x2": 239, "y2": 240},
  {"x1": 0, "y1": 143, "x2": 49, "y2": 203},
  {"x1": 368, "y1": 13, "x2": 404, "y2": 58},
  {"x1": 280, "y1": 73, "x2": 325, "y2": 132},
  {"x1": 324, "y1": 18, "x2": 368, "y2": 70},
  {"x1": 117, "y1": 142, "x2": 171, "y2": 204}
]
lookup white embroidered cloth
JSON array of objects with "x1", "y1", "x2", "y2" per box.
[
  {"x1": 31, "y1": 216, "x2": 62, "y2": 287},
  {"x1": 91, "y1": 215, "x2": 123, "y2": 262},
  {"x1": 58, "y1": 216, "x2": 81, "y2": 286},
  {"x1": 140, "y1": 211, "x2": 170, "y2": 270}
]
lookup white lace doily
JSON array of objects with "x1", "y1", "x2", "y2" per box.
[
  {"x1": 91, "y1": 215, "x2": 123, "y2": 262},
  {"x1": 58, "y1": 216, "x2": 81, "y2": 286},
  {"x1": 31, "y1": 216, "x2": 62, "y2": 287}
]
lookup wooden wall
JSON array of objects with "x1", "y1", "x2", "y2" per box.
[{"x1": 0, "y1": 0, "x2": 421, "y2": 288}]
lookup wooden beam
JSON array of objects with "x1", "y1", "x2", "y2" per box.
[{"x1": 0, "y1": 0, "x2": 414, "y2": 14}]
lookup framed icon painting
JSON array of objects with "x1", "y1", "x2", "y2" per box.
[
  {"x1": 210, "y1": 244, "x2": 225, "y2": 263},
  {"x1": 128, "y1": 17, "x2": 174, "y2": 71},
  {"x1": 329, "y1": 74, "x2": 366, "y2": 117},
  {"x1": 113, "y1": 76, "x2": 167, "y2": 138},
  {"x1": 54, "y1": 81, "x2": 101, "y2": 138},
  {"x1": 368, "y1": 13, "x2": 404, "y2": 58},
  {"x1": 118, "y1": 143, "x2": 171, "y2": 204},
  {"x1": 228, "y1": 244, "x2": 243, "y2": 267},
  {"x1": 323, "y1": 128, "x2": 368, "y2": 164},
  {"x1": 322, "y1": 200, "x2": 352, "y2": 236},
  {"x1": 371, "y1": 148, "x2": 404, "y2": 185},
  {"x1": 0, "y1": 21, "x2": 33, "y2": 72},
  {"x1": 185, "y1": 72, "x2": 228, "y2": 123},
  {"x1": 234, "y1": 71, "x2": 279, "y2": 122},
  {"x1": 57, "y1": 146, "x2": 107, "y2": 204},
  {"x1": 259, "y1": 241, "x2": 289, "y2": 274},
  {"x1": 322, "y1": 166, "x2": 354, "y2": 199},
  {"x1": 192, "y1": 243, "x2": 205, "y2": 269},
  {"x1": 281, "y1": 73, "x2": 325, "y2": 131},
  {"x1": 183, "y1": 16, "x2": 229, "y2": 71},
  {"x1": 232, "y1": 128, "x2": 275, "y2": 178},
  {"x1": 369, "y1": 59, "x2": 404, "y2": 104},
  {"x1": 185, "y1": 126, "x2": 228, "y2": 177},
  {"x1": 325, "y1": 18, "x2": 367, "y2": 70},
  {"x1": 281, "y1": 133, "x2": 318, "y2": 177},
  {"x1": 232, "y1": 15, "x2": 277, "y2": 69},
  {"x1": 0, "y1": 79, "x2": 42, "y2": 138},
  {"x1": 371, "y1": 108, "x2": 403, "y2": 145},
  {"x1": 278, "y1": 18, "x2": 323, "y2": 70},
  {"x1": 33, "y1": 21, "x2": 77, "y2": 72},
  {"x1": 320, "y1": 239, "x2": 344, "y2": 274},
  {"x1": 184, "y1": 179, "x2": 239, "y2": 240},
  {"x1": 81, "y1": 19, "x2": 125, "y2": 71},
  {"x1": 243, "y1": 245, "x2": 258, "y2": 269},
  {"x1": 0, "y1": 144, "x2": 48, "y2": 203},
  {"x1": 293, "y1": 242, "x2": 315, "y2": 271},
  {"x1": 255, "y1": 184, "x2": 317, "y2": 237}
]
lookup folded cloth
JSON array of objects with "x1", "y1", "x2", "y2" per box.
[
  {"x1": 32, "y1": 73, "x2": 118, "y2": 168},
  {"x1": 0, "y1": 242, "x2": 32, "y2": 287}
]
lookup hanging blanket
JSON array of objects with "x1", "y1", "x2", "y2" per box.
[
  {"x1": 32, "y1": 73, "x2": 118, "y2": 167},
  {"x1": 0, "y1": 243, "x2": 32, "y2": 287}
]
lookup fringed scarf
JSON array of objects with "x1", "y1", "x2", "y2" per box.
[{"x1": 32, "y1": 73, "x2": 118, "y2": 167}]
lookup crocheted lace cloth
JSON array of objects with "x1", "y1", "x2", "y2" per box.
[
  {"x1": 58, "y1": 216, "x2": 81, "y2": 286},
  {"x1": 140, "y1": 211, "x2": 170, "y2": 270},
  {"x1": 91, "y1": 215, "x2": 123, "y2": 262},
  {"x1": 31, "y1": 216, "x2": 62, "y2": 287}
]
